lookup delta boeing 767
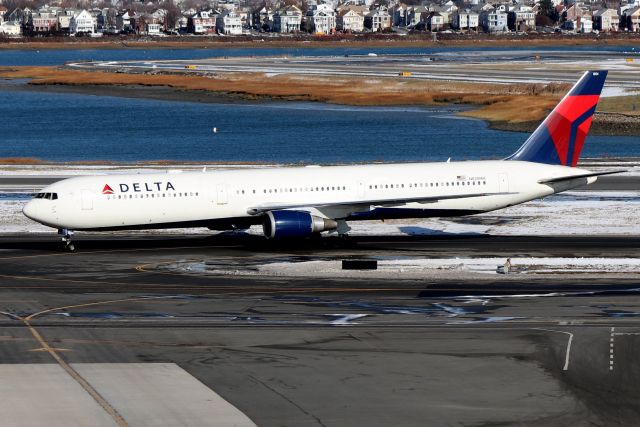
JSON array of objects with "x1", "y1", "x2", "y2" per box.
[{"x1": 24, "y1": 71, "x2": 618, "y2": 250}]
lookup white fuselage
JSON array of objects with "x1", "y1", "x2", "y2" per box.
[{"x1": 23, "y1": 160, "x2": 595, "y2": 232}]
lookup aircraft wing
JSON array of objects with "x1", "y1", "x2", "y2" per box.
[
  {"x1": 246, "y1": 192, "x2": 512, "y2": 215},
  {"x1": 537, "y1": 169, "x2": 626, "y2": 184}
]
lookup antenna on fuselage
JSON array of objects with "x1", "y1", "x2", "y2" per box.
[{"x1": 446, "y1": 157, "x2": 451, "y2": 163}]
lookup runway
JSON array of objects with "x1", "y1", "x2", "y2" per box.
[
  {"x1": 1, "y1": 233, "x2": 640, "y2": 425},
  {"x1": 70, "y1": 49, "x2": 640, "y2": 89}
]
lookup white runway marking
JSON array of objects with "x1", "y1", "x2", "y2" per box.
[
  {"x1": 610, "y1": 327, "x2": 615, "y2": 371},
  {"x1": 534, "y1": 328, "x2": 573, "y2": 371}
]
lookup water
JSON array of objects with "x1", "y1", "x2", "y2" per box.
[
  {"x1": 1, "y1": 89, "x2": 636, "y2": 163},
  {"x1": 0, "y1": 46, "x2": 638, "y2": 163},
  {"x1": 0, "y1": 45, "x2": 633, "y2": 66}
]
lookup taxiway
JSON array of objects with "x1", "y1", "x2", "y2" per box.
[{"x1": 1, "y1": 234, "x2": 640, "y2": 426}]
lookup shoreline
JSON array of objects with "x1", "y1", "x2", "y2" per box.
[
  {"x1": 7, "y1": 79, "x2": 640, "y2": 137},
  {"x1": 1, "y1": 34, "x2": 640, "y2": 50}
]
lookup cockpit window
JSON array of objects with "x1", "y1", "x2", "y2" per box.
[{"x1": 33, "y1": 192, "x2": 57, "y2": 200}]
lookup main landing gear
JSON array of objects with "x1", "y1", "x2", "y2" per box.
[{"x1": 58, "y1": 228, "x2": 75, "y2": 252}]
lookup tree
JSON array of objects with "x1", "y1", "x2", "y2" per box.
[
  {"x1": 160, "y1": 0, "x2": 181, "y2": 30},
  {"x1": 537, "y1": 0, "x2": 559, "y2": 24}
]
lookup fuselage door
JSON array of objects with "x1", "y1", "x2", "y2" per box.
[
  {"x1": 216, "y1": 184, "x2": 228, "y2": 205},
  {"x1": 357, "y1": 181, "x2": 365, "y2": 198},
  {"x1": 81, "y1": 189, "x2": 94, "y2": 210},
  {"x1": 498, "y1": 173, "x2": 509, "y2": 193}
]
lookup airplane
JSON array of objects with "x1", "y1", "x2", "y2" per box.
[{"x1": 23, "y1": 70, "x2": 619, "y2": 251}]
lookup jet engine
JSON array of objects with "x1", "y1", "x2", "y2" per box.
[{"x1": 263, "y1": 210, "x2": 338, "y2": 239}]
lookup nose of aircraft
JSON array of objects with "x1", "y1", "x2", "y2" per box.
[{"x1": 22, "y1": 200, "x2": 39, "y2": 222}]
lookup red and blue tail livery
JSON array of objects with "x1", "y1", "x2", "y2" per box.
[{"x1": 508, "y1": 70, "x2": 607, "y2": 167}]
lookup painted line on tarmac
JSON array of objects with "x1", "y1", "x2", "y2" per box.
[
  {"x1": 534, "y1": 328, "x2": 573, "y2": 371},
  {"x1": 610, "y1": 327, "x2": 615, "y2": 371}
]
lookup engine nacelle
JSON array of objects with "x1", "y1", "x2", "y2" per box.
[{"x1": 263, "y1": 210, "x2": 338, "y2": 239}]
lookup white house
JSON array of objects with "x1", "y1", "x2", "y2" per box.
[
  {"x1": 580, "y1": 18, "x2": 593, "y2": 33},
  {"x1": 365, "y1": 6, "x2": 391, "y2": 31},
  {"x1": 480, "y1": 9, "x2": 508, "y2": 32},
  {"x1": 273, "y1": 5, "x2": 302, "y2": 33},
  {"x1": 307, "y1": 4, "x2": 336, "y2": 34},
  {"x1": 70, "y1": 9, "x2": 95, "y2": 34},
  {"x1": 0, "y1": 21, "x2": 22, "y2": 35},
  {"x1": 217, "y1": 10, "x2": 242, "y2": 35},
  {"x1": 452, "y1": 10, "x2": 479, "y2": 30},
  {"x1": 337, "y1": 9, "x2": 364, "y2": 31}
]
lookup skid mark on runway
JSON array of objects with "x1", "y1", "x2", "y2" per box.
[{"x1": 248, "y1": 375, "x2": 327, "y2": 427}]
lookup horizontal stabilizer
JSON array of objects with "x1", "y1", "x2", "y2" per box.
[{"x1": 537, "y1": 169, "x2": 625, "y2": 184}]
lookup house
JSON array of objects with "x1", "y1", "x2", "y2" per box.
[
  {"x1": 621, "y1": 6, "x2": 640, "y2": 31},
  {"x1": 188, "y1": 9, "x2": 218, "y2": 34},
  {"x1": 8, "y1": 7, "x2": 32, "y2": 26},
  {"x1": 136, "y1": 14, "x2": 162, "y2": 34},
  {"x1": 388, "y1": 4, "x2": 408, "y2": 26},
  {"x1": 70, "y1": 10, "x2": 95, "y2": 34},
  {"x1": 235, "y1": 7, "x2": 253, "y2": 28},
  {"x1": 0, "y1": 21, "x2": 21, "y2": 35},
  {"x1": 593, "y1": 8, "x2": 619, "y2": 31},
  {"x1": 116, "y1": 10, "x2": 135, "y2": 33},
  {"x1": 28, "y1": 11, "x2": 58, "y2": 34},
  {"x1": 337, "y1": 8, "x2": 364, "y2": 32},
  {"x1": 408, "y1": 6, "x2": 429, "y2": 25},
  {"x1": 217, "y1": 10, "x2": 242, "y2": 35},
  {"x1": 427, "y1": 12, "x2": 444, "y2": 31},
  {"x1": 580, "y1": 18, "x2": 593, "y2": 32},
  {"x1": 364, "y1": 6, "x2": 391, "y2": 31},
  {"x1": 57, "y1": 10, "x2": 73, "y2": 34},
  {"x1": 507, "y1": 5, "x2": 535, "y2": 31},
  {"x1": 480, "y1": 9, "x2": 508, "y2": 32},
  {"x1": 452, "y1": 10, "x2": 479, "y2": 31},
  {"x1": 0, "y1": 6, "x2": 7, "y2": 23},
  {"x1": 306, "y1": 4, "x2": 336, "y2": 34},
  {"x1": 273, "y1": 6, "x2": 302, "y2": 33},
  {"x1": 254, "y1": 7, "x2": 273, "y2": 31},
  {"x1": 97, "y1": 8, "x2": 117, "y2": 32}
]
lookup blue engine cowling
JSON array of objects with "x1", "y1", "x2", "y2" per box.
[{"x1": 263, "y1": 210, "x2": 338, "y2": 239}]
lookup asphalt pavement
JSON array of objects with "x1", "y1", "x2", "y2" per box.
[{"x1": 1, "y1": 233, "x2": 640, "y2": 426}]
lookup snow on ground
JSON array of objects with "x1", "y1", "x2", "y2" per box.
[
  {"x1": 0, "y1": 164, "x2": 276, "y2": 176},
  {"x1": 601, "y1": 87, "x2": 640, "y2": 98},
  {"x1": 170, "y1": 256, "x2": 640, "y2": 279},
  {"x1": 4, "y1": 190, "x2": 639, "y2": 236}
]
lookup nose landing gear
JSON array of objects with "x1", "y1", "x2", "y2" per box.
[{"x1": 58, "y1": 229, "x2": 75, "y2": 251}]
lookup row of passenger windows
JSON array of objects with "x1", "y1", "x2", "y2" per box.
[
  {"x1": 106, "y1": 192, "x2": 199, "y2": 200},
  {"x1": 34, "y1": 192, "x2": 58, "y2": 200},
  {"x1": 232, "y1": 181, "x2": 488, "y2": 195},
  {"x1": 369, "y1": 180, "x2": 487, "y2": 190},
  {"x1": 235, "y1": 186, "x2": 348, "y2": 195}
]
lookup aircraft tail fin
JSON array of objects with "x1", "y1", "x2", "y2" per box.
[{"x1": 506, "y1": 70, "x2": 607, "y2": 167}]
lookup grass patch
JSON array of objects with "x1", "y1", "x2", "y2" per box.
[
  {"x1": 598, "y1": 95, "x2": 640, "y2": 114},
  {"x1": 0, "y1": 157, "x2": 43, "y2": 164},
  {"x1": 0, "y1": 66, "x2": 577, "y2": 124}
]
